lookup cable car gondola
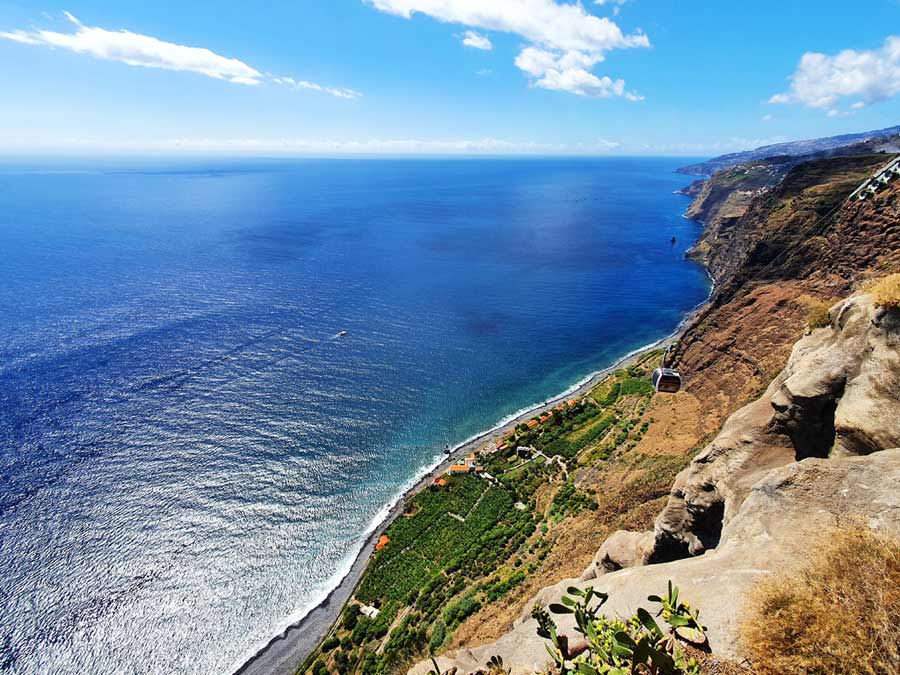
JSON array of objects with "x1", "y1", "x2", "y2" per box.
[{"x1": 651, "y1": 367, "x2": 682, "y2": 394}]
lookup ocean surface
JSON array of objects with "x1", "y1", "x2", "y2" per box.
[{"x1": 0, "y1": 157, "x2": 709, "y2": 674}]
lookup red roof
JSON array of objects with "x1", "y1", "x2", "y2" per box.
[
  {"x1": 526, "y1": 419, "x2": 539, "y2": 428},
  {"x1": 375, "y1": 535, "x2": 390, "y2": 551}
]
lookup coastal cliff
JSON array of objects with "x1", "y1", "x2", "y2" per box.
[{"x1": 408, "y1": 151, "x2": 900, "y2": 674}]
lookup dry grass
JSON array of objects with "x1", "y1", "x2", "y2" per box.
[
  {"x1": 740, "y1": 528, "x2": 900, "y2": 675},
  {"x1": 794, "y1": 294, "x2": 833, "y2": 330},
  {"x1": 867, "y1": 273, "x2": 900, "y2": 310}
]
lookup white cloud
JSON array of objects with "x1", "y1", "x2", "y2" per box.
[
  {"x1": 594, "y1": 0, "x2": 629, "y2": 16},
  {"x1": 461, "y1": 30, "x2": 492, "y2": 50},
  {"x1": 1, "y1": 12, "x2": 264, "y2": 85},
  {"x1": 761, "y1": 114, "x2": 774, "y2": 122},
  {"x1": 770, "y1": 35, "x2": 900, "y2": 111},
  {"x1": 0, "y1": 12, "x2": 359, "y2": 98},
  {"x1": 271, "y1": 76, "x2": 362, "y2": 100},
  {"x1": 366, "y1": 0, "x2": 648, "y2": 99},
  {"x1": 514, "y1": 46, "x2": 642, "y2": 99}
]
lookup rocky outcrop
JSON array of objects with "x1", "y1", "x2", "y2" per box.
[
  {"x1": 587, "y1": 293, "x2": 900, "y2": 573},
  {"x1": 676, "y1": 179, "x2": 706, "y2": 198},
  {"x1": 773, "y1": 297, "x2": 900, "y2": 458},
  {"x1": 414, "y1": 293, "x2": 900, "y2": 674}
]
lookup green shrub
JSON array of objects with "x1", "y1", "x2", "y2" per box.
[
  {"x1": 428, "y1": 620, "x2": 447, "y2": 652},
  {"x1": 535, "y1": 582, "x2": 703, "y2": 674}
]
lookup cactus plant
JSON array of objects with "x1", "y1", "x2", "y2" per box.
[{"x1": 534, "y1": 581, "x2": 704, "y2": 674}]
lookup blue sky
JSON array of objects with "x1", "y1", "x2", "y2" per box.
[{"x1": 1, "y1": 0, "x2": 898, "y2": 155}]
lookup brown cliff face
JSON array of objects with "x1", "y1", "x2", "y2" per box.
[
  {"x1": 614, "y1": 154, "x2": 900, "y2": 567},
  {"x1": 673, "y1": 154, "x2": 898, "y2": 422}
]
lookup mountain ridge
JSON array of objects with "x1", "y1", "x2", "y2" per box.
[{"x1": 678, "y1": 124, "x2": 900, "y2": 176}]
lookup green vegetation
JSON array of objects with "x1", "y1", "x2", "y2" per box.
[
  {"x1": 301, "y1": 351, "x2": 664, "y2": 675},
  {"x1": 535, "y1": 581, "x2": 704, "y2": 675},
  {"x1": 548, "y1": 482, "x2": 597, "y2": 521}
]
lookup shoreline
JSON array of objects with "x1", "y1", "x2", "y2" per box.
[{"x1": 233, "y1": 305, "x2": 705, "y2": 675}]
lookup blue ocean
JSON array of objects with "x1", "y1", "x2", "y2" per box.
[{"x1": 0, "y1": 158, "x2": 708, "y2": 674}]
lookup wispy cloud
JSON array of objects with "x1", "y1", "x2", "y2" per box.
[
  {"x1": 1, "y1": 12, "x2": 359, "y2": 98},
  {"x1": 770, "y1": 35, "x2": 900, "y2": 116},
  {"x1": 271, "y1": 76, "x2": 362, "y2": 100},
  {"x1": 5, "y1": 135, "x2": 796, "y2": 157},
  {"x1": 0, "y1": 135, "x2": 578, "y2": 155},
  {"x1": 461, "y1": 30, "x2": 492, "y2": 50},
  {"x1": 594, "y1": 0, "x2": 630, "y2": 17},
  {"x1": 366, "y1": 0, "x2": 648, "y2": 99}
]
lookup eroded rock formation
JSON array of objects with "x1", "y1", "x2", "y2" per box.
[{"x1": 585, "y1": 293, "x2": 900, "y2": 574}]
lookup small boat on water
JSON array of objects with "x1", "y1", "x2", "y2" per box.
[{"x1": 337, "y1": 330, "x2": 347, "y2": 337}]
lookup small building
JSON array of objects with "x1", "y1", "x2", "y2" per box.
[
  {"x1": 539, "y1": 413, "x2": 551, "y2": 423},
  {"x1": 526, "y1": 419, "x2": 539, "y2": 429},
  {"x1": 450, "y1": 464, "x2": 472, "y2": 475},
  {"x1": 516, "y1": 446, "x2": 532, "y2": 459},
  {"x1": 375, "y1": 535, "x2": 390, "y2": 552},
  {"x1": 464, "y1": 452, "x2": 477, "y2": 467},
  {"x1": 474, "y1": 465, "x2": 485, "y2": 473},
  {"x1": 433, "y1": 477, "x2": 447, "y2": 487},
  {"x1": 360, "y1": 604, "x2": 380, "y2": 619},
  {"x1": 567, "y1": 399, "x2": 578, "y2": 408}
]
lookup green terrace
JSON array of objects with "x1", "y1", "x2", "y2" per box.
[{"x1": 300, "y1": 350, "x2": 663, "y2": 675}]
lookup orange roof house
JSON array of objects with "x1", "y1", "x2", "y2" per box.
[
  {"x1": 450, "y1": 464, "x2": 473, "y2": 475},
  {"x1": 433, "y1": 477, "x2": 447, "y2": 487},
  {"x1": 526, "y1": 419, "x2": 539, "y2": 429},
  {"x1": 540, "y1": 414, "x2": 551, "y2": 423},
  {"x1": 568, "y1": 399, "x2": 578, "y2": 407},
  {"x1": 375, "y1": 535, "x2": 390, "y2": 551}
]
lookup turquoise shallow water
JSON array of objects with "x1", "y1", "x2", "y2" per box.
[{"x1": 0, "y1": 157, "x2": 708, "y2": 674}]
